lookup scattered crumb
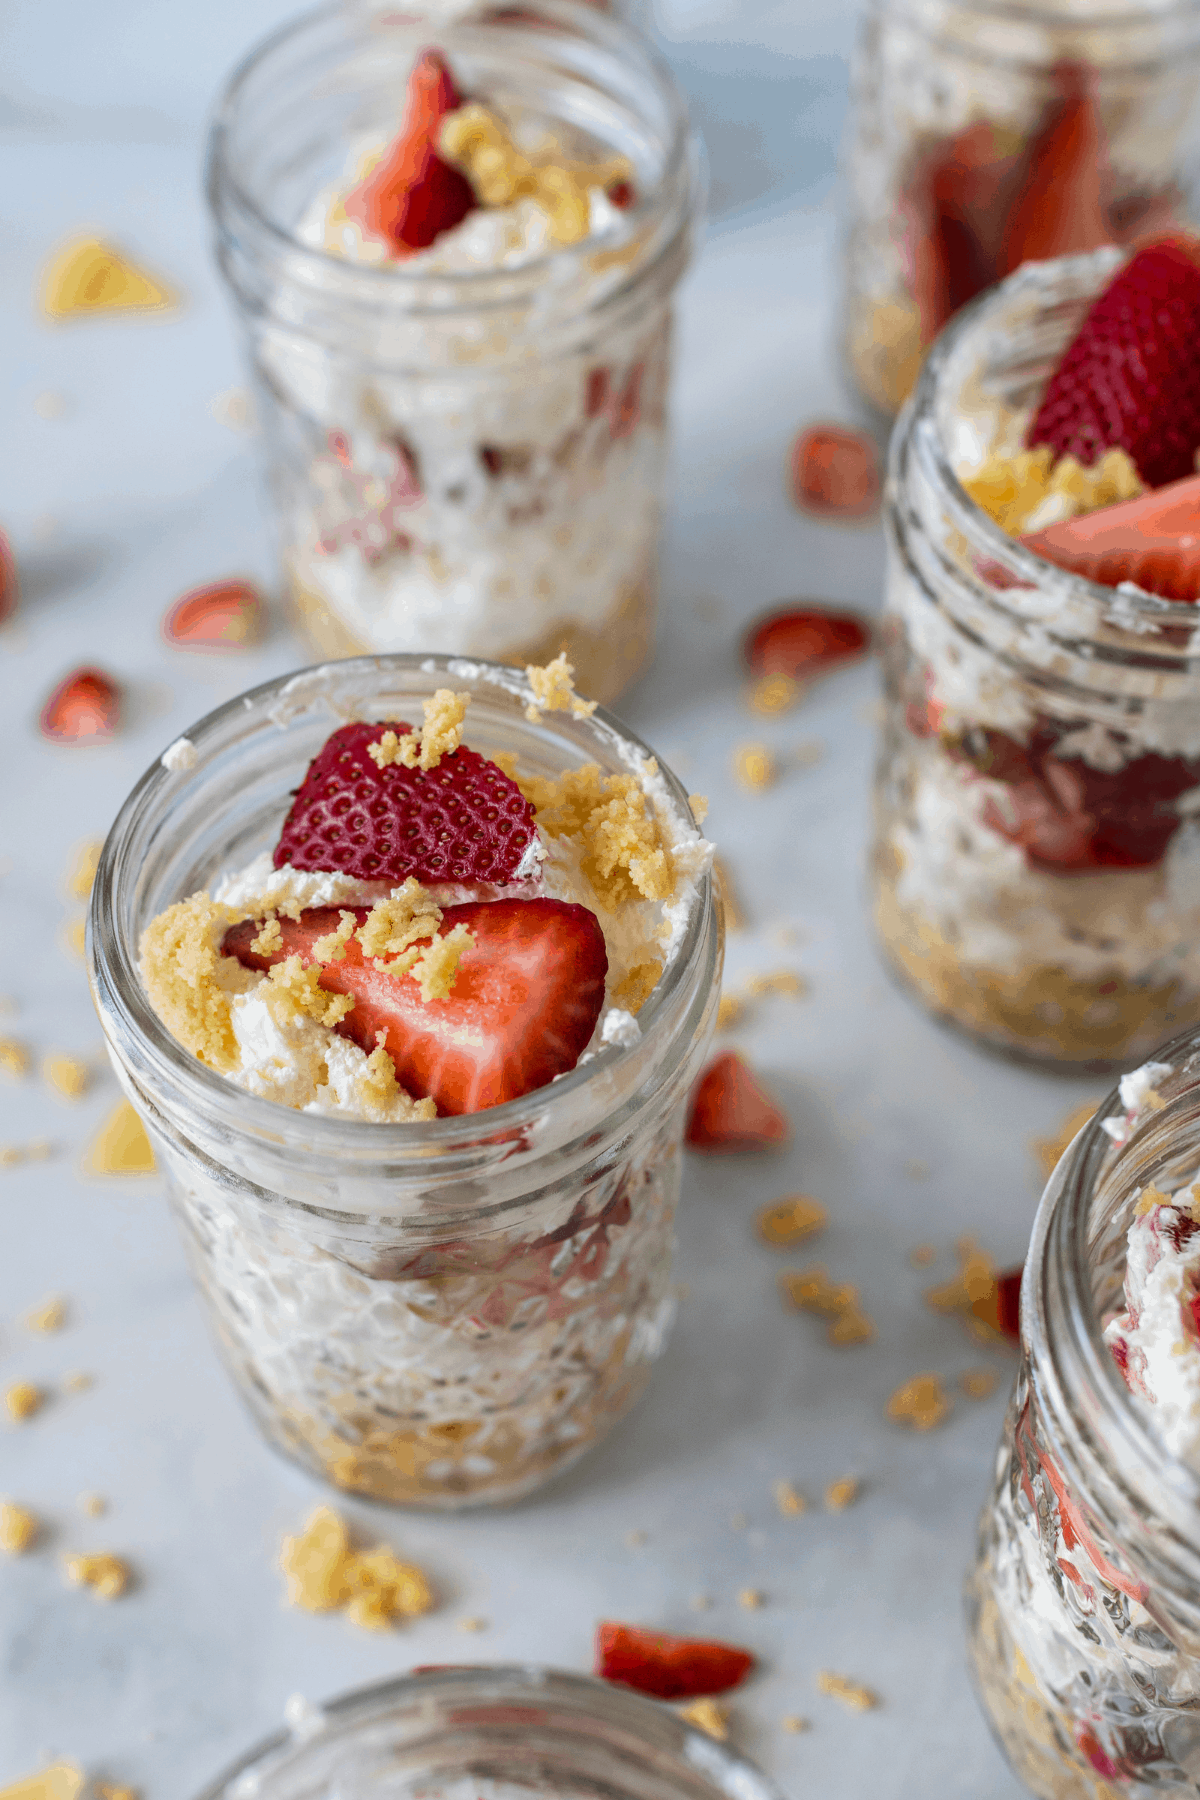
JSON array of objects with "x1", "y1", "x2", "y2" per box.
[
  {"x1": 909, "y1": 1244, "x2": 937, "y2": 1266},
  {"x1": 368, "y1": 689, "x2": 470, "y2": 772},
  {"x1": 0, "y1": 1501, "x2": 39, "y2": 1553},
  {"x1": 717, "y1": 992, "x2": 744, "y2": 1029},
  {"x1": 62, "y1": 1372, "x2": 93, "y2": 1393},
  {"x1": 678, "y1": 1698, "x2": 729, "y2": 1741},
  {"x1": 79, "y1": 1492, "x2": 107, "y2": 1516},
  {"x1": 733, "y1": 743, "x2": 775, "y2": 790},
  {"x1": 0, "y1": 1764, "x2": 85, "y2": 1800},
  {"x1": 738, "y1": 1587, "x2": 764, "y2": 1609},
  {"x1": 139, "y1": 893, "x2": 243, "y2": 1070},
  {"x1": 887, "y1": 1373, "x2": 952, "y2": 1431},
  {"x1": 904, "y1": 1159, "x2": 931, "y2": 1180},
  {"x1": 729, "y1": 1511, "x2": 748, "y2": 1530},
  {"x1": 962, "y1": 443, "x2": 1141, "y2": 538},
  {"x1": 713, "y1": 856, "x2": 744, "y2": 931},
  {"x1": 42, "y1": 1054, "x2": 91, "y2": 1100},
  {"x1": 781, "y1": 1714, "x2": 810, "y2": 1734},
  {"x1": 1033, "y1": 1099, "x2": 1102, "y2": 1180},
  {"x1": 817, "y1": 1671, "x2": 878, "y2": 1712},
  {"x1": 0, "y1": 1139, "x2": 54, "y2": 1169},
  {"x1": 744, "y1": 969, "x2": 806, "y2": 1000},
  {"x1": 521, "y1": 761, "x2": 676, "y2": 907},
  {"x1": 0, "y1": 1036, "x2": 31, "y2": 1078},
  {"x1": 5, "y1": 1383, "x2": 45, "y2": 1423},
  {"x1": 41, "y1": 235, "x2": 176, "y2": 321},
  {"x1": 960, "y1": 1368, "x2": 999, "y2": 1400},
  {"x1": 83, "y1": 1100, "x2": 155, "y2": 1176},
  {"x1": 625, "y1": 1528, "x2": 648, "y2": 1548},
  {"x1": 251, "y1": 914, "x2": 284, "y2": 956},
  {"x1": 748, "y1": 673, "x2": 800, "y2": 716},
  {"x1": 64, "y1": 917, "x2": 87, "y2": 959},
  {"x1": 612, "y1": 959, "x2": 663, "y2": 1015},
  {"x1": 457, "y1": 1616, "x2": 489, "y2": 1633},
  {"x1": 524, "y1": 653, "x2": 598, "y2": 722},
  {"x1": 923, "y1": 1237, "x2": 1011, "y2": 1344},
  {"x1": 690, "y1": 1593, "x2": 713, "y2": 1611},
  {"x1": 825, "y1": 1476, "x2": 860, "y2": 1512},
  {"x1": 779, "y1": 1266, "x2": 875, "y2": 1345},
  {"x1": 262, "y1": 956, "x2": 355, "y2": 1032},
  {"x1": 757, "y1": 1195, "x2": 827, "y2": 1248},
  {"x1": 441, "y1": 108, "x2": 631, "y2": 247},
  {"x1": 773, "y1": 1479, "x2": 807, "y2": 1517},
  {"x1": 279, "y1": 1505, "x2": 434, "y2": 1631},
  {"x1": 66, "y1": 839, "x2": 103, "y2": 900},
  {"x1": 688, "y1": 794, "x2": 709, "y2": 826},
  {"x1": 25, "y1": 1296, "x2": 67, "y2": 1333},
  {"x1": 63, "y1": 1551, "x2": 131, "y2": 1600}
]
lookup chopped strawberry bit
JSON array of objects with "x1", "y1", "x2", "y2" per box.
[
  {"x1": 0, "y1": 529, "x2": 17, "y2": 624},
  {"x1": 1076, "y1": 1726, "x2": 1124, "y2": 1782},
  {"x1": 999, "y1": 64, "x2": 1111, "y2": 270},
  {"x1": 790, "y1": 424, "x2": 880, "y2": 518},
  {"x1": 607, "y1": 179, "x2": 635, "y2": 210},
  {"x1": 585, "y1": 368, "x2": 610, "y2": 417},
  {"x1": 344, "y1": 49, "x2": 476, "y2": 256},
  {"x1": 1027, "y1": 239, "x2": 1200, "y2": 488},
  {"x1": 274, "y1": 721, "x2": 537, "y2": 888},
  {"x1": 744, "y1": 606, "x2": 870, "y2": 681},
  {"x1": 685, "y1": 1052, "x2": 788, "y2": 1152},
  {"x1": 163, "y1": 579, "x2": 263, "y2": 651},
  {"x1": 39, "y1": 666, "x2": 120, "y2": 742},
  {"x1": 223, "y1": 897, "x2": 607, "y2": 1115},
  {"x1": 1018, "y1": 471, "x2": 1200, "y2": 601},
  {"x1": 595, "y1": 1622, "x2": 754, "y2": 1699}
]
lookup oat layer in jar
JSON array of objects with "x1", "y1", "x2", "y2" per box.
[
  {"x1": 206, "y1": 3, "x2": 700, "y2": 705},
  {"x1": 874, "y1": 248, "x2": 1200, "y2": 1068},
  {"x1": 88, "y1": 656, "x2": 720, "y2": 1509},
  {"x1": 842, "y1": 0, "x2": 1200, "y2": 418},
  {"x1": 966, "y1": 1042, "x2": 1200, "y2": 1800}
]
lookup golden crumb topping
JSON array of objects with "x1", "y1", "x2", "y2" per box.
[
  {"x1": 62, "y1": 1551, "x2": 130, "y2": 1600},
  {"x1": 354, "y1": 882, "x2": 473, "y2": 999},
  {"x1": 886, "y1": 1372, "x2": 951, "y2": 1431},
  {"x1": 139, "y1": 893, "x2": 244, "y2": 1070},
  {"x1": 5, "y1": 1384, "x2": 45, "y2": 1423},
  {"x1": 523, "y1": 653, "x2": 599, "y2": 723},
  {"x1": 262, "y1": 957, "x2": 355, "y2": 1030},
  {"x1": 817, "y1": 1671, "x2": 878, "y2": 1711},
  {"x1": 358, "y1": 1044, "x2": 437, "y2": 1123},
  {"x1": 825, "y1": 1476, "x2": 860, "y2": 1512},
  {"x1": 251, "y1": 914, "x2": 283, "y2": 956},
  {"x1": 84, "y1": 1100, "x2": 155, "y2": 1176},
  {"x1": 368, "y1": 689, "x2": 470, "y2": 772},
  {"x1": 773, "y1": 1479, "x2": 806, "y2": 1516},
  {"x1": 280, "y1": 1504, "x2": 434, "y2": 1631},
  {"x1": 0, "y1": 1501, "x2": 39, "y2": 1554},
  {"x1": 733, "y1": 744, "x2": 775, "y2": 791},
  {"x1": 25, "y1": 1296, "x2": 66, "y2": 1332},
  {"x1": 522, "y1": 763, "x2": 675, "y2": 907},
  {"x1": 962, "y1": 445, "x2": 1142, "y2": 538},
  {"x1": 440, "y1": 108, "x2": 632, "y2": 247},
  {"x1": 0, "y1": 1764, "x2": 84, "y2": 1800},
  {"x1": 312, "y1": 910, "x2": 357, "y2": 964},
  {"x1": 756, "y1": 1195, "x2": 827, "y2": 1247},
  {"x1": 67, "y1": 838, "x2": 103, "y2": 900},
  {"x1": 613, "y1": 960, "x2": 663, "y2": 1014},
  {"x1": 413, "y1": 922, "x2": 475, "y2": 1002},
  {"x1": 0, "y1": 1037, "x2": 31, "y2": 1079}
]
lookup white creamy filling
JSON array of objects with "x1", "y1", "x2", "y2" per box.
[{"x1": 1106, "y1": 1192, "x2": 1200, "y2": 1470}]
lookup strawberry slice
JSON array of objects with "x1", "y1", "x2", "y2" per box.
[
  {"x1": 344, "y1": 49, "x2": 476, "y2": 256},
  {"x1": 1019, "y1": 472, "x2": 1200, "y2": 600},
  {"x1": 685, "y1": 1052, "x2": 788, "y2": 1152},
  {"x1": 595, "y1": 1623, "x2": 754, "y2": 1699},
  {"x1": 223, "y1": 898, "x2": 607, "y2": 1115},
  {"x1": 274, "y1": 721, "x2": 538, "y2": 888},
  {"x1": 1027, "y1": 239, "x2": 1200, "y2": 488},
  {"x1": 998, "y1": 63, "x2": 1111, "y2": 273}
]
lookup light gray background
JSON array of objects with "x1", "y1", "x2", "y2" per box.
[{"x1": 1, "y1": 2, "x2": 1099, "y2": 1795}]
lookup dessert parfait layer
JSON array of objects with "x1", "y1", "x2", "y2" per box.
[
  {"x1": 88, "y1": 656, "x2": 720, "y2": 1509},
  {"x1": 206, "y1": 3, "x2": 701, "y2": 703},
  {"x1": 966, "y1": 1045, "x2": 1200, "y2": 1800},
  {"x1": 841, "y1": 0, "x2": 1200, "y2": 417},
  {"x1": 874, "y1": 243, "x2": 1200, "y2": 1067}
]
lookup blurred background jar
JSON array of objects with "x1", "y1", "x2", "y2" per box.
[
  {"x1": 841, "y1": 0, "x2": 1200, "y2": 418},
  {"x1": 207, "y1": 1, "x2": 701, "y2": 704},
  {"x1": 873, "y1": 250, "x2": 1200, "y2": 1068}
]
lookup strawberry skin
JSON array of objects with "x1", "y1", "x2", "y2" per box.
[
  {"x1": 223, "y1": 899, "x2": 607, "y2": 1115},
  {"x1": 1027, "y1": 239, "x2": 1200, "y2": 488},
  {"x1": 274, "y1": 721, "x2": 538, "y2": 888},
  {"x1": 595, "y1": 1622, "x2": 754, "y2": 1700},
  {"x1": 344, "y1": 48, "x2": 476, "y2": 255},
  {"x1": 1020, "y1": 471, "x2": 1200, "y2": 599}
]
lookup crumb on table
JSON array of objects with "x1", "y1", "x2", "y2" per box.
[
  {"x1": 279, "y1": 1505, "x2": 433, "y2": 1632},
  {"x1": 63, "y1": 1551, "x2": 131, "y2": 1600},
  {"x1": 0, "y1": 1501, "x2": 39, "y2": 1554},
  {"x1": 678, "y1": 1697, "x2": 729, "y2": 1741},
  {"x1": 5, "y1": 1383, "x2": 45, "y2": 1423}
]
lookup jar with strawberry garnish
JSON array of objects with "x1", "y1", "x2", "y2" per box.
[
  {"x1": 88, "y1": 655, "x2": 719, "y2": 1508},
  {"x1": 967, "y1": 1040, "x2": 1200, "y2": 1800},
  {"x1": 206, "y1": 3, "x2": 699, "y2": 705},
  {"x1": 874, "y1": 242, "x2": 1200, "y2": 1066},
  {"x1": 841, "y1": 0, "x2": 1200, "y2": 417}
]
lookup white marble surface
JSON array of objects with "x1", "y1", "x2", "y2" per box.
[{"x1": 0, "y1": 3, "x2": 1101, "y2": 1796}]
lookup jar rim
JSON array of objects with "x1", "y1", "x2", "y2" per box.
[
  {"x1": 191, "y1": 1665, "x2": 787, "y2": 1800},
  {"x1": 88, "y1": 654, "x2": 716, "y2": 1182},
  {"x1": 876, "y1": 0, "x2": 1200, "y2": 37}
]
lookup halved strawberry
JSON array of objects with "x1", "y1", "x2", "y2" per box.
[
  {"x1": 595, "y1": 1622, "x2": 754, "y2": 1699},
  {"x1": 1019, "y1": 472, "x2": 1200, "y2": 600},
  {"x1": 274, "y1": 721, "x2": 537, "y2": 888},
  {"x1": 685, "y1": 1052, "x2": 788, "y2": 1152},
  {"x1": 344, "y1": 49, "x2": 476, "y2": 256},
  {"x1": 998, "y1": 63, "x2": 1111, "y2": 273},
  {"x1": 223, "y1": 898, "x2": 607, "y2": 1115},
  {"x1": 1027, "y1": 239, "x2": 1200, "y2": 487}
]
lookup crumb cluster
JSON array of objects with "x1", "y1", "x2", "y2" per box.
[
  {"x1": 440, "y1": 112, "x2": 632, "y2": 247},
  {"x1": 520, "y1": 760, "x2": 675, "y2": 907},
  {"x1": 962, "y1": 445, "x2": 1141, "y2": 537},
  {"x1": 367, "y1": 688, "x2": 469, "y2": 772},
  {"x1": 279, "y1": 1505, "x2": 433, "y2": 1632},
  {"x1": 779, "y1": 1265, "x2": 874, "y2": 1345}
]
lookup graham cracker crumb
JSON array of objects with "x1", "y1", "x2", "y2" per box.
[
  {"x1": 25, "y1": 1296, "x2": 66, "y2": 1333},
  {"x1": 263, "y1": 957, "x2": 354, "y2": 1031},
  {"x1": 1, "y1": 1139, "x2": 55, "y2": 1170},
  {"x1": 825, "y1": 1476, "x2": 860, "y2": 1512},
  {"x1": 779, "y1": 1266, "x2": 875, "y2": 1345},
  {"x1": 312, "y1": 910, "x2": 357, "y2": 964},
  {"x1": 414, "y1": 922, "x2": 474, "y2": 1002},
  {"x1": 1135, "y1": 1186, "x2": 1172, "y2": 1216},
  {"x1": 5, "y1": 1383, "x2": 45, "y2": 1422},
  {"x1": 67, "y1": 838, "x2": 103, "y2": 900},
  {"x1": 745, "y1": 970, "x2": 806, "y2": 1000},
  {"x1": 79, "y1": 1492, "x2": 107, "y2": 1516},
  {"x1": 962, "y1": 445, "x2": 1142, "y2": 537},
  {"x1": 42, "y1": 1054, "x2": 90, "y2": 1100},
  {"x1": 523, "y1": 652, "x2": 599, "y2": 722},
  {"x1": 0, "y1": 1500, "x2": 39, "y2": 1553},
  {"x1": 688, "y1": 793, "x2": 709, "y2": 825},
  {"x1": 251, "y1": 914, "x2": 284, "y2": 956},
  {"x1": 924, "y1": 1237, "x2": 994, "y2": 1314},
  {"x1": 909, "y1": 1244, "x2": 936, "y2": 1266},
  {"x1": 358, "y1": 880, "x2": 442, "y2": 970},
  {"x1": 458, "y1": 1615, "x2": 489, "y2": 1632},
  {"x1": 613, "y1": 960, "x2": 663, "y2": 1014},
  {"x1": 441, "y1": 107, "x2": 632, "y2": 246},
  {"x1": 738, "y1": 1587, "x2": 764, "y2": 1609},
  {"x1": 280, "y1": 1505, "x2": 434, "y2": 1631},
  {"x1": 83, "y1": 1101, "x2": 155, "y2": 1176},
  {"x1": 63, "y1": 1551, "x2": 130, "y2": 1599},
  {"x1": 774, "y1": 1479, "x2": 807, "y2": 1516},
  {"x1": 717, "y1": 992, "x2": 743, "y2": 1029},
  {"x1": 734, "y1": 744, "x2": 775, "y2": 790},
  {"x1": 887, "y1": 1372, "x2": 951, "y2": 1431},
  {"x1": 678, "y1": 1698, "x2": 729, "y2": 1741},
  {"x1": 368, "y1": 689, "x2": 470, "y2": 772},
  {"x1": 139, "y1": 893, "x2": 242, "y2": 1070},
  {"x1": 0, "y1": 1765, "x2": 84, "y2": 1800},
  {"x1": 64, "y1": 917, "x2": 86, "y2": 959},
  {"x1": 0, "y1": 1037, "x2": 31, "y2": 1078},
  {"x1": 1033, "y1": 1099, "x2": 1101, "y2": 1179},
  {"x1": 817, "y1": 1670, "x2": 878, "y2": 1712},
  {"x1": 757, "y1": 1195, "x2": 827, "y2": 1248},
  {"x1": 522, "y1": 762, "x2": 675, "y2": 907},
  {"x1": 749, "y1": 673, "x2": 800, "y2": 716},
  {"x1": 781, "y1": 1715, "x2": 810, "y2": 1734},
  {"x1": 960, "y1": 1368, "x2": 998, "y2": 1400}
]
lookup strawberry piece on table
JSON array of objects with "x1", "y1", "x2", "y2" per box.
[
  {"x1": 275, "y1": 721, "x2": 538, "y2": 887},
  {"x1": 344, "y1": 49, "x2": 476, "y2": 255},
  {"x1": 39, "y1": 666, "x2": 120, "y2": 742},
  {"x1": 744, "y1": 605, "x2": 870, "y2": 680},
  {"x1": 1019, "y1": 471, "x2": 1200, "y2": 600},
  {"x1": 999, "y1": 63, "x2": 1111, "y2": 273},
  {"x1": 0, "y1": 529, "x2": 17, "y2": 624},
  {"x1": 595, "y1": 1622, "x2": 755, "y2": 1699},
  {"x1": 685, "y1": 1052, "x2": 788, "y2": 1152},
  {"x1": 790, "y1": 424, "x2": 880, "y2": 518},
  {"x1": 163, "y1": 579, "x2": 263, "y2": 651},
  {"x1": 224, "y1": 898, "x2": 607, "y2": 1115},
  {"x1": 1027, "y1": 239, "x2": 1200, "y2": 488}
]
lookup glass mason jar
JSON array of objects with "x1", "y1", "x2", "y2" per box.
[
  {"x1": 873, "y1": 248, "x2": 1200, "y2": 1069},
  {"x1": 966, "y1": 1031, "x2": 1200, "y2": 1799},
  {"x1": 841, "y1": 0, "x2": 1200, "y2": 418},
  {"x1": 205, "y1": 2, "x2": 701, "y2": 705},
  {"x1": 88, "y1": 656, "x2": 720, "y2": 1509},
  {"x1": 194, "y1": 1667, "x2": 787, "y2": 1800}
]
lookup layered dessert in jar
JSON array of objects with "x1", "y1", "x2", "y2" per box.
[
  {"x1": 968, "y1": 1051, "x2": 1200, "y2": 1799},
  {"x1": 874, "y1": 241, "x2": 1200, "y2": 1065},
  {"x1": 206, "y1": 4, "x2": 700, "y2": 703},
  {"x1": 842, "y1": 0, "x2": 1200, "y2": 416},
  {"x1": 88, "y1": 655, "x2": 719, "y2": 1507}
]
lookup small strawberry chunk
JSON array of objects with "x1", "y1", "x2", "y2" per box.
[
  {"x1": 1019, "y1": 471, "x2": 1200, "y2": 600},
  {"x1": 999, "y1": 63, "x2": 1111, "y2": 271},
  {"x1": 0, "y1": 529, "x2": 18, "y2": 624},
  {"x1": 345, "y1": 49, "x2": 476, "y2": 256},
  {"x1": 685, "y1": 1052, "x2": 788, "y2": 1152},
  {"x1": 163, "y1": 579, "x2": 263, "y2": 651},
  {"x1": 744, "y1": 606, "x2": 870, "y2": 681},
  {"x1": 1027, "y1": 239, "x2": 1200, "y2": 488},
  {"x1": 790, "y1": 424, "x2": 880, "y2": 518},
  {"x1": 275, "y1": 721, "x2": 537, "y2": 888},
  {"x1": 595, "y1": 1622, "x2": 754, "y2": 1699},
  {"x1": 39, "y1": 666, "x2": 120, "y2": 742},
  {"x1": 223, "y1": 898, "x2": 607, "y2": 1115}
]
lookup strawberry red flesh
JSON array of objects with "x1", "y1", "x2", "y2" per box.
[
  {"x1": 595, "y1": 1622, "x2": 754, "y2": 1699},
  {"x1": 744, "y1": 606, "x2": 870, "y2": 680},
  {"x1": 1018, "y1": 471, "x2": 1200, "y2": 600},
  {"x1": 685, "y1": 1052, "x2": 788, "y2": 1152},
  {"x1": 344, "y1": 48, "x2": 476, "y2": 255},
  {"x1": 223, "y1": 898, "x2": 607, "y2": 1115},
  {"x1": 274, "y1": 721, "x2": 537, "y2": 888},
  {"x1": 998, "y1": 63, "x2": 1111, "y2": 273},
  {"x1": 1027, "y1": 239, "x2": 1200, "y2": 488}
]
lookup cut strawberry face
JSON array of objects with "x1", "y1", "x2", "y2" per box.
[
  {"x1": 998, "y1": 63, "x2": 1111, "y2": 273},
  {"x1": 163, "y1": 579, "x2": 263, "y2": 651},
  {"x1": 344, "y1": 49, "x2": 476, "y2": 256},
  {"x1": 274, "y1": 721, "x2": 537, "y2": 887},
  {"x1": 595, "y1": 1622, "x2": 754, "y2": 1699},
  {"x1": 224, "y1": 898, "x2": 607, "y2": 1115},
  {"x1": 744, "y1": 606, "x2": 870, "y2": 681},
  {"x1": 1018, "y1": 472, "x2": 1200, "y2": 601},
  {"x1": 790, "y1": 425, "x2": 880, "y2": 518},
  {"x1": 1027, "y1": 239, "x2": 1200, "y2": 488},
  {"x1": 39, "y1": 666, "x2": 120, "y2": 742},
  {"x1": 685, "y1": 1052, "x2": 788, "y2": 1152}
]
